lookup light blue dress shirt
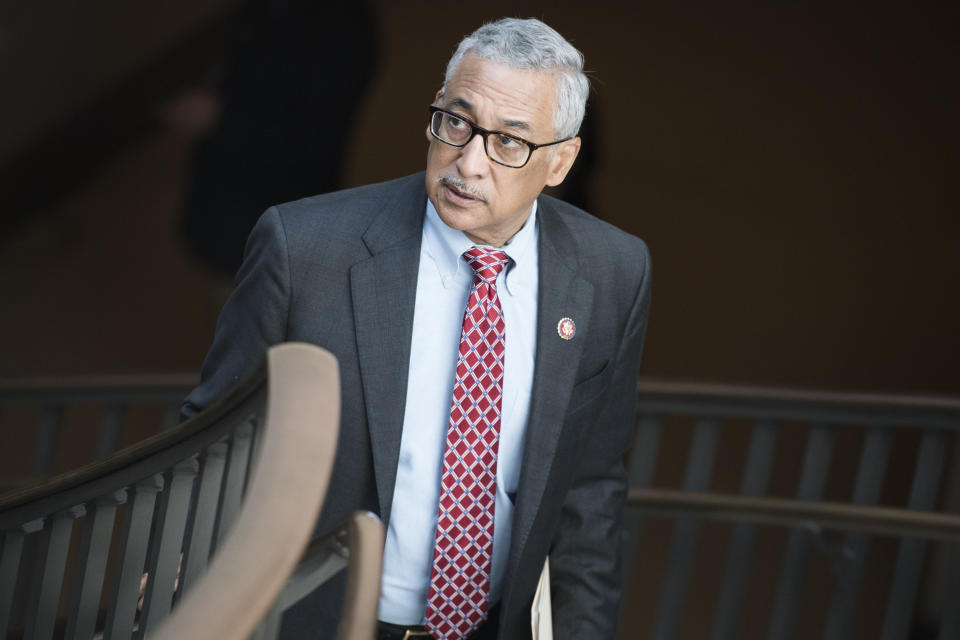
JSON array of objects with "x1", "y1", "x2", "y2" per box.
[{"x1": 378, "y1": 199, "x2": 540, "y2": 624}]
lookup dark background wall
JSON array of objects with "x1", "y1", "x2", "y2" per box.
[
  {"x1": 345, "y1": 2, "x2": 960, "y2": 394},
  {"x1": 0, "y1": 3, "x2": 957, "y2": 638},
  {"x1": 1, "y1": 1, "x2": 956, "y2": 394}
]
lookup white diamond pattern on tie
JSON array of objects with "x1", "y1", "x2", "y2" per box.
[{"x1": 425, "y1": 247, "x2": 510, "y2": 640}]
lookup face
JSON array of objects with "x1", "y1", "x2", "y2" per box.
[{"x1": 425, "y1": 54, "x2": 581, "y2": 247}]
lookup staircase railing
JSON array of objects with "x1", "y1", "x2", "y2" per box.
[
  {"x1": 623, "y1": 380, "x2": 960, "y2": 640},
  {"x1": 0, "y1": 374, "x2": 197, "y2": 491},
  {"x1": 9, "y1": 369, "x2": 960, "y2": 638},
  {"x1": 0, "y1": 343, "x2": 381, "y2": 640}
]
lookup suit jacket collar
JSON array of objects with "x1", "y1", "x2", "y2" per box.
[
  {"x1": 502, "y1": 195, "x2": 595, "y2": 611},
  {"x1": 351, "y1": 179, "x2": 595, "y2": 590},
  {"x1": 350, "y1": 174, "x2": 426, "y2": 524}
]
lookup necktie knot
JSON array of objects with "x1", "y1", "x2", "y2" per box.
[{"x1": 463, "y1": 247, "x2": 510, "y2": 285}]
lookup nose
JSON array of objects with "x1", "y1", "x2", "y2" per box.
[{"x1": 455, "y1": 132, "x2": 490, "y2": 178}]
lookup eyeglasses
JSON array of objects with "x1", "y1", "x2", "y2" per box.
[{"x1": 428, "y1": 106, "x2": 571, "y2": 168}]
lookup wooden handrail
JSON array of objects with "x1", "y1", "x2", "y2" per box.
[
  {"x1": 635, "y1": 378, "x2": 960, "y2": 428},
  {"x1": 0, "y1": 344, "x2": 373, "y2": 640},
  {"x1": 628, "y1": 488, "x2": 960, "y2": 542},
  {"x1": 636, "y1": 379, "x2": 960, "y2": 411},
  {"x1": 336, "y1": 512, "x2": 385, "y2": 640},
  {"x1": 150, "y1": 343, "x2": 344, "y2": 640}
]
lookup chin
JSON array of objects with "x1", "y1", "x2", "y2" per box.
[{"x1": 434, "y1": 203, "x2": 473, "y2": 233}]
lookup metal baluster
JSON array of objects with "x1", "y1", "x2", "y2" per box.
[
  {"x1": 248, "y1": 619, "x2": 267, "y2": 640},
  {"x1": 880, "y1": 430, "x2": 948, "y2": 640},
  {"x1": 23, "y1": 505, "x2": 84, "y2": 640},
  {"x1": 629, "y1": 415, "x2": 664, "y2": 494},
  {"x1": 179, "y1": 441, "x2": 228, "y2": 596},
  {"x1": 161, "y1": 404, "x2": 180, "y2": 430},
  {"x1": 937, "y1": 544, "x2": 960, "y2": 640},
  {"x1": 103, "y1": 475, "x2": 164, "y2": 640},
  {"x1": 619, "y1": 414, "x2": 663, "y2": 633},
  {"x1": 215, "y1": 420, "x2": 254, "y2": 545},
  {"x1": 925, "y1": 434, "x2": 960, "y2": 631},
  {"x1": 137, "y1": 460, "x2": 197, "y2": 637},
  {"x1": 767, "y1": 422, "x2": 834, "y2": 640},
  {"x1": 652, "y1": 417, "x2": 720, "y2": 640},
  {"x1": 65, "y1": 490, "x2": 127, "y2": 640},
  {"x1": 248, "y1": 415, "x2": 266, "y2": 473},
  {"x1": 251, "y1": 605, "x2": 282, "y2": 640},
  {"x1": 711, "y1": 419, "x2": 778, "y2": 640},
  {"x1": 0, "y1": 527, "x2": 28, "y2": 635},
  {"x1": 97, "y1": 405, "x2": 127, "y2": 459},
  {"x1": 823, "y1": 429, "x2": 893, "y2": 640},
  {"x1": 33, "y1": 405, "x2": 64, "y2": 476},
  {"x1": 242, "y1": 415, "x2": 263, "y2": 494},
  {"x1": 1, "y1": 519, "x2": 44, "y2": 636}
]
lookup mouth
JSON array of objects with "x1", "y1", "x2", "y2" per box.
[{"x1": 438, "y1": 177, "x2": 487, "y2": 205}]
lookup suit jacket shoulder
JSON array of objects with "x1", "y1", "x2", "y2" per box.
[
  {"x1": 536, "y1": 194, "x2": 651, "y2": 344},
  {"x1": 181, "y1": 172, "x2": 426, "y2": 420},
  {"x1": 268, "y1": 172, "x2": 426, "y2": 254}
]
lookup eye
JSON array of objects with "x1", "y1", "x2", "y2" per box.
[
  {"x1": 447, "y1": 114, "x2": 468, "y2": 129},
  {"x1": 496, "y1": 134, "x2": 521, "y2": 149}
]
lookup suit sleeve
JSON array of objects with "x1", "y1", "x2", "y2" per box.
[
  {"x1": 180, "y1": 206, "x2": 291, "y2": 419},
  {"x1": 549, "y1": 240, "x2": 652, "y2": 638}
]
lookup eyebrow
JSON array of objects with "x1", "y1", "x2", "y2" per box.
[
  {"x1": 446, "y1": 97, "x2": 533, "y2": 134},
  {"x1": 502, "y1": 118, "x2": 532, "y2": 133},
  {"x1": 447, "y1": 97, "x2": 474, "y2": 113}
]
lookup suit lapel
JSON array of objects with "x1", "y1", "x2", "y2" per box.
[
  {"x1": 352, "y1": 183, "x2": 595, "y2": 594},
  {"x1": 350, "y1": 175, "x2": 426, "y2": 524},
  {"x1": 506, "y1": 199, "x2": 595, "y2": 584}
]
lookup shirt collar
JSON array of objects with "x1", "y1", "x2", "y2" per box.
[{"x1": 423, "y1": 198, "x2": 538, "y2": 295}]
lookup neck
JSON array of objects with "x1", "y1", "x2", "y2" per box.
[{"x1": 466, "y1": 214, "x2": 532, "y2": 248}]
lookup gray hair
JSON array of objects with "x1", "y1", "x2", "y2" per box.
[{"x1": 443, "y1": 18, "x2": 589, "y2": 139}]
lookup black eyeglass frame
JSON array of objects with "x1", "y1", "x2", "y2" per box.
[{"x1": 428, "y1": 105, "x2": 572, "y2": 168}]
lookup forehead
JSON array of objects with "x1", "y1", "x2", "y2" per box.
[{"x1": 443, "y1": 54, "x2": 557, "y2": 135}]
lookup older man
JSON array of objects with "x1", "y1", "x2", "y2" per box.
[{"x1": 182, "y1": 17, "x2": 651, "y2": 640}]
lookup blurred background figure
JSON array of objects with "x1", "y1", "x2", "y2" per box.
[{"x1": 176, "y1": 1, "x2": 379, "y2": 294}]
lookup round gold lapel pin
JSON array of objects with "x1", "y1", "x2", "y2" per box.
[{"x1": 557, "y1": 317, "x2": 576, "y2": 340}]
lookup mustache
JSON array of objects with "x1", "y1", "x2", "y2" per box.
[{"x1": 437, "y1": 175, "x2": 489, "y2": 204}]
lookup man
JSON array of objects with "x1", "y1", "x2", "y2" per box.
[{"x1": 182, "y1": 17, "x2": 651, "y2": 640}]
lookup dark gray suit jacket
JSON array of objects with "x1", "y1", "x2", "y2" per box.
[{"x1": 182, "y1": 172, "x2": 651, "y2": 639}]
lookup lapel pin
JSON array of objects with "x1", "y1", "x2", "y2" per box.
[{"x1": 557, "y1": 317, "x2": 576, "y2": 340}]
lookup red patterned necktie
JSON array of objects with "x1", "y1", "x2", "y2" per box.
[{"x1": 425, "y1": 247, "x2": 510, "y2": 640}]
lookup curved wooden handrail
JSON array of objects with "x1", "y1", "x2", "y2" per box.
[
  {"x1": 149, "y1": 342, "x2": 344, "y2": 640},
  {"x1": 270, "y1": 512, "x2": 387, "y2": 640},
  {"x1": 628, "y1": 488, "x2": 960, "y2": 542},
  {"x1": 0, "y1": 344, "x2": 370, "y2": 640},
  {"x1": 336, "y1": 512, "x2": 385, "y2": 640}
]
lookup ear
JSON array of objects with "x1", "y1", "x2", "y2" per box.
[
  {"x1": 427, "y1": 88, "x2": 445, "y2": 142},
  {"x1": 545, "y1": 137, "x2": 582, "y2": 187}
]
